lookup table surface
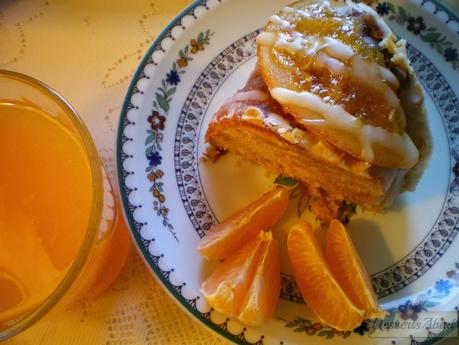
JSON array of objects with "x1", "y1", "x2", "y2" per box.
[{"x1": 0, "y1": 1, "x2": 457, "y2": 344}]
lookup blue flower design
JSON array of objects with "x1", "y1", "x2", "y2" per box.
[
  {"x1": 398, "y1": 300, "x2": 424, "y2": 321},
  {"x1": 435, "y1": 279, "x2": 453, "y2": 295},
  {"x1": 444, "y1": 47, "x2": 458, "y2": 62},
  {"x1": 166, "y1": 69, "x2": 180, "y2": 85},
  {"x1": 453, "y1": 162, "x2": 459, "y2": 177},
  {"x1": 376, "y1": 3, "x2": 390, "y2": 16},
  {"x1": 407, "y1": 16, "x2": 426, "y2": 35},
  {"x1": 148, "y1": 151, "x2": 162, "y2": 167}
]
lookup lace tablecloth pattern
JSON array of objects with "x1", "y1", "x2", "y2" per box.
[{"x1": 1, "y1": 1, "x2": 226, "y2": 344}]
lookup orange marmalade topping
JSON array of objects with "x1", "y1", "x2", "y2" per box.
[{"x1": 265, "y1": 2, "x2": 402, "y2": 133}]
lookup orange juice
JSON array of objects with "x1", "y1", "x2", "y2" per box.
[
  {"x1": 0, "y1": 100, "x2": 92, "y2": 324},
  {"x1": 0, "y1": 70, "x2": 131, "y2": 340}
]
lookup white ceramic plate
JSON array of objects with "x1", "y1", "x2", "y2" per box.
[{"x1": 117, "y1": 1, "x2": 459, "y2": 344}]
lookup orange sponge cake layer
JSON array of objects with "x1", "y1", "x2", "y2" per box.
[{"x1": 207, "y1": 115, "x2": 387, "y2": 209}]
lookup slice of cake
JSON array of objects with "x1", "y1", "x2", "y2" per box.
[{"x1": 205, "y1": 0, "x2": 432, "y2": 212}]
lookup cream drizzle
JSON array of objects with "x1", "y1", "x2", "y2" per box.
[
  {"x1": 315, "y1": 53, "x2": 346, "y2": 75},
  {"x1": 270, "y1": 87, "x2": 419, "y2": 168},
  {"x1": 276, "y1": 31, "x2": 309, "y2": 52},
  {"x1": 321, "y1": 37, "x2": 353, "y2": 60},
  {"x1": 256, "y1": 31, "x2": 277, "y2": 46},
  {"x1": 257, "y1": 30, "x2": 355, "y2": 68},
  {"x1": 281, "y1": 6, "x2": 310, "y2": 18},
  {"x1": 269, "y1": 14, "x2": 294, "y2": 30}
]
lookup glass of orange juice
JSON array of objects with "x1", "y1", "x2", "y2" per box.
[{"x1": 0, "y1": 70, "x2": 131, "y2": 340}]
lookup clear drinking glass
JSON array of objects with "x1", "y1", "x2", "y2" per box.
[{"x1": 0, "y1": 70, "x2": 130, "y2": 340}]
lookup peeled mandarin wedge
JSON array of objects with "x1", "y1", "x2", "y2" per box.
[
  {"x1": 325, "y1": 220, "x2": 387, "y2": 319},
  {"x1": 237, "y1": 232, "x2": 280, "y2": 326},
  {"x1": 199, "y1": 186, "x2": 289, "y2": 260},
  {"x1": 201, "y1": 231, "x2": 268, "y2": 317},
  {"x1": 287, "y1": 222, "x2": 365, "y2": 331}
]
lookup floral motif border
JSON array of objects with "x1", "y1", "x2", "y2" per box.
[
  {"x1": 174, "y1": 30, "x2": 258, "y2": 239},
  {"x1": 118, "y1": 1, "x2": 269, "y2": 344},
  {"x1": 375, "y1": 1, "x2": 459, "y2": 68}
]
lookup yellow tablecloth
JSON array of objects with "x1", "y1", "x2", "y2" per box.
[{"x1": 1, "y1": 1, "x2": 226, "y2": 344}]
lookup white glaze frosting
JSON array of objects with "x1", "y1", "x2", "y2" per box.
[
  {"x1": 315, "y1": 53, "x2": 346, "y2": 75},
  {"x1": 257, "y1": 30, "x2": 356, "y2": 64},
  {"x1": 256, "y1": 31, "x2": 277, "y2": 46},
  {"x1": 269, "y1": 14, "x2": 295, "y2": 30},
  {"x1": 270, "y1": 87, "x2": 419, "y2": 168},
  {"x1": 281, "y1": 6, "x2": 310, "y2": 18},
  {"x1": 321, "y1": 37, "x2": 353, "y2": 60}
]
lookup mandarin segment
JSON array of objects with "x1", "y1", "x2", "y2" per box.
[
  {"x1": 237, "y1": 232, "x2": 280, "y2": 326},
  {"x1": 287, "y1": 222, "x2": 364, "y2": 330},
  {"x1": 198, "y1": 186, "x2": 289, "y2": 260},
  {"x1": 200, "y1": 231, "x2": 268, "y2": 316},
  {"x1": 325, "y1": 219, "x2": 387, "y2": 319}
]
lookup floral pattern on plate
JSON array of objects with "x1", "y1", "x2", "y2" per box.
[{"x1": 118, "y1": 1, "x2": 459, "y2": 344}]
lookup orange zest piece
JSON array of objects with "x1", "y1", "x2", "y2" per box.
[
  {"x1": 287, "y1": 222, "x2": 364, "y2": 331},
  {"x1": 201, "y1": 231, "x2": 269, "y2": 317},
  {"x1": 199, "y1": 186, "x2": 289, "y2": 260},
  {"x1": 237, "y1": 232, "x2": 280, "y2": 326},
  {"x1": 325, "y1": 220, "x2": 387, "y2": 319}
]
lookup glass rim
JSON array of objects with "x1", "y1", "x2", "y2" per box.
[{"x1": 0, "y1": 69, "x2": 104, "y2": 340}]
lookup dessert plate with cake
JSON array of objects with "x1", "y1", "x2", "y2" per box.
[{"x1": 117, "y1": 0, "x2": 459, "y2": 344}]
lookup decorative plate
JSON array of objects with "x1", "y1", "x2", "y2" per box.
[{"x1": 116, "y1": 1, "x2": 459, "y2": 344}]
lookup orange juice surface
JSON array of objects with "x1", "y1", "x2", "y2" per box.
[{"x1": 0, "y1": 101, "x2": 92, "y2": 323}]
